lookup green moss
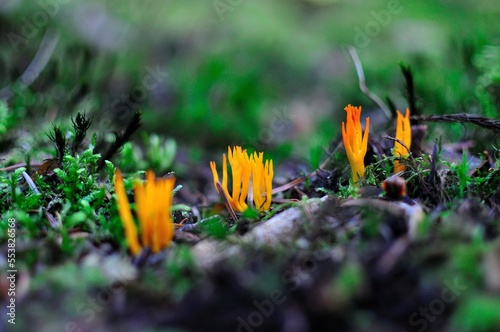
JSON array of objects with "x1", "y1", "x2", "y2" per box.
[{"x1": 451, "y1": 295, "x2": 500, "y2": 332}]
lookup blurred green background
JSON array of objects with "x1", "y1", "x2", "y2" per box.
[
  {"x1": 0, "y1": 0, "x2": 499, "y2": 171},
  {"x1": 1, "y1": 2, "x2": 500, "y2": 331}
]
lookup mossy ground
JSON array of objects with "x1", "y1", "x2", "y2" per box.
[{"x1": 1, "y1": 1, "x2": 500, "y2": 332}]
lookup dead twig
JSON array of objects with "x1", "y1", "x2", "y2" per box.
[
  {"x1": 22, "y1": 171, "x2": 40, "y2": 194},
  {"x1": 272, "y1": 173, "x2": 315, "y2": 194},
  {"x1": 412, "y1": 113, "x2": 500, "y2": 132},
  {"x1": 271, "y1": 156, "x2": 332, "y2": 195},
  {"x1": 347, "y1": 46, "x2": 392, "y2": 120},
  {"x1": 0, "y1": 162, "x2": 44, "y2": 172},
  {"x1": 0, "y1": 29, "x2": 60, "y2": 100},
  {"x1": 383, "y1": 135, "x2": 411, "y2": 155},
  {"x1": 215, "y1": 181, "x2": 238, "y2": 222}
]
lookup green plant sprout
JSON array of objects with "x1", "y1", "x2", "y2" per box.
[
  {"x1": 120, "y1": 133, "x2": 176, "y2": 172},
  {"x1": 455, "y1": 150, "x2": 470, "y2": 199}
]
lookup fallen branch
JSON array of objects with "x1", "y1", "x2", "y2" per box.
[
  {"x1": 412, "y1": 113, "x2": 500, "y2": 132},
  {"x1": 348, "y1": 46, "x2": 392, "y2": 120},
  {"x1": 0, "y1": 29, "x2": 60, "y2": 100}
]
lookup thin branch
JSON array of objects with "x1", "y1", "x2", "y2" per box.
[
  {"x1": 22, "y1": 171, "x2": 40, "y2": 194},
  {"x1": 271, "y1": 173, "x2": 315, "y2": 194},
  {"x1": 412, "y1": 113, "x2": 500, "y2": 132},
  {"x1": 383, "y1": 135, "x2": 411, "y2": 155},
  {"x1": 271, "y1": 156, "x2": 332, "y2": 195},
  {"x1": 347, "y1": 46, "x2": 392, "y2": 120},
  {"x1": 215, "y1": 181, "x2": 238, "y2": 222},
  {"x1": 0, "y1": 162, "x2": 44, "y2": 172},
  {"x1": 0, "y1": 29, "x2": 60, "y2": 100},
  {"x1": 20, "y1": 29, "x2": 60, "y2": 86}
]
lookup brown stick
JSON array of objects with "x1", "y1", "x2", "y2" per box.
[
  {"x1": 0, "y1": 162, "x2": 44, "y2": 172},
  {"x1": 412, "y1": 114, "x2": 500, "y2": 132},
  {"x1": 215, "y1": 181, "x2": 238, "y2": 222}
]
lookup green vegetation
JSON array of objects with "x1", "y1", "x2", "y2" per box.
[{"x1": 0, "y1": 1, "x2": 499, "y2": 331}]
